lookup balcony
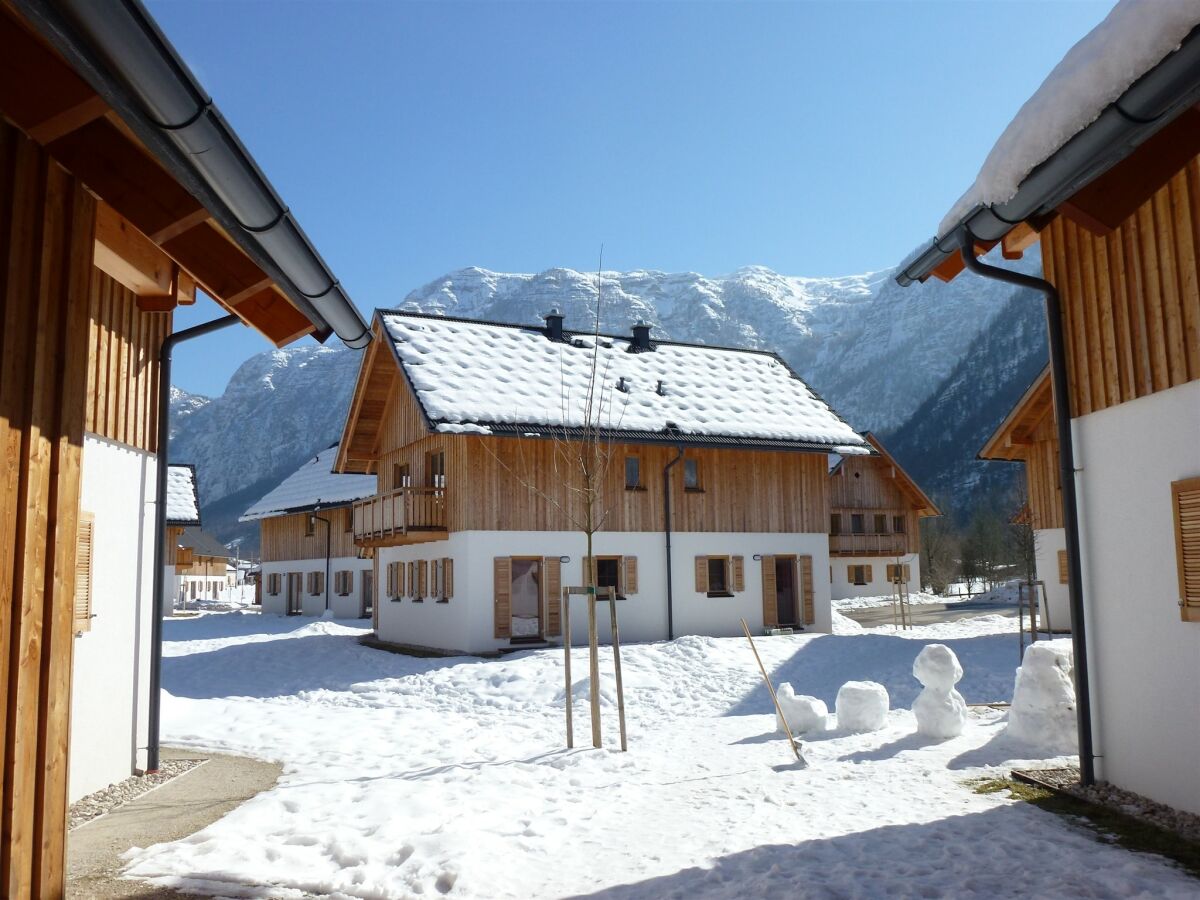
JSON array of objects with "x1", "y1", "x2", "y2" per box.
[
  {"x1": 829, "y1": 531, "x2": 909, "y2": 557},
  {"x1": 352, "y1": 487, "x2": 447, "y2": 545}
]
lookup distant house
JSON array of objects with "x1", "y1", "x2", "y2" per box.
[
  {"x1": 828, "y1": 433, "x2": 939, "y2": 600},
  {"x1": 0, "y1": 0, "x2": 369, "y2": 878},
  {"x1": 163, "y1": 464, "x2": 203, "y2": 615},
  {"x1": 897, "y1": 7, "x2": 1200, "y2": 814},
  {"x1": 335, "y1": 310, "x2": 869, "y2": 655},
  {"x1": 979, "y1": 369, "x2": 1069, "y2": 628},
  {"x1": 174, "y1": 529, "x2": 236, "y2": 609},
  {"x1": 241, "y1": 445, "x2": 377, "y2": 618}
]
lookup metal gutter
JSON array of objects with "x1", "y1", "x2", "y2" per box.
[
  {"x1": 898, "y1": 23, "x2": 1200, "y2": 286},
  {"x1": 14, "y1": 0, "x2": 371, "y2": 349},
  {"x1": 959, "y1": 238, "x2": 1096, "y2": 786}
]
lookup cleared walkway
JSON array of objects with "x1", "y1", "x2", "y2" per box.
[{"x1": 67, "y1": 747, "x2": 281, "y2": 898}]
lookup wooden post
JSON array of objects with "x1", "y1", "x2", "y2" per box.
[
  {"x1": 588, "y1": 589, "x2": 601, "y2": 748},
  {"x1": 563, "y1": 586, "x2": 573, "y2": 749},
  {"x1": 740, "y1": 618, "x2": 805, "y2": 764},
  {"x1": 607, "y1": 587, "x2": 627, "y2": 752}
]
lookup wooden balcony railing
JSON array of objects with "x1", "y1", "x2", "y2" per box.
[
  {"x1": 352, "y1": 487, "x2": 446, "y2": 542},
  {"x1": 829, "y1": 532, "x2": 909, "y2": 557}
]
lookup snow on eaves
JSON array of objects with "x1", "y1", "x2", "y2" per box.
[
  {"x1": 240, "y1": 446, "x2": 377, "y2": 522},
  {"x1": 166, "y1": 465, "x2": 201, "y2": 526},
  {"x1": 381, "y1": 313, "x2": 868, "y2": 451},
  {"x1": 939, "y1": 0, "x2": 1200, "y2": 237}
]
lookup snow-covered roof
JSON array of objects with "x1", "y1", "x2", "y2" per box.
[
  {"x1": 166, "y1": 464, "x2": 201, "y2": 526},
  {"x1": 379, "y1": 311, "x2": 868, "y2": 453},
  {"x1": 938, "y1": 0, "x2": 1200, "y2": 237},
  {"x1": 178, "y1": 527, "x2": 232, "y2": 560},
  {"x1": 240, "y1": 445, "x2": 377, "y2": 522}
]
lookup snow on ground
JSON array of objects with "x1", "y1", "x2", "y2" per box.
[
  {"x1": 122, "y1": 612, "x2": 1197, "y2": 898},
  {"x1": 834, "y1": 582, "x2": 1020, "y2": 612}
]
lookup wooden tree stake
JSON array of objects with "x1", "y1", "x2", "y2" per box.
[
  {"x1": 740, "y1": 618, "x2": 805, "y2": 764},
  {"x1": 607, "y1": 587, "x2": 627, "y2": 751},
  {"x1": 563, "y1": 586, "x2": 573, "y2": 749},
  {"x1": 588, "y1": 590, "x2": 601, "y2": 748}
]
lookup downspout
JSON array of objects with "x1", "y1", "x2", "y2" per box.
[
  {"x1": 960, "y1": 233, "x2": 1096, "y2": 786},
  {"x1": 662, "y1": 445, "x2": 685, "y2": 640},
  {"x1": 311, "y1": 512, "x2": 331, "y2": 613},
  {"x1": 148, "y1": 313, "x2": 238, "y2": 773}
]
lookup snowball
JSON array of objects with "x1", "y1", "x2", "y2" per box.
[
  {"x1": 774, "y1": 683, "x2": 828, "y2": 736},
  {"x1": 1007, "y1": 640, "x2": 1077, "y2": 754},
  {"x1": 912, "y1": 644, "x2": 963, "y2": 691},
  {"x1": 835, "y1": 681, "x2": 889, "y2": 732}
]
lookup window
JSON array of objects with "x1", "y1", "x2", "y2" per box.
[
  {"x1": 394, "y1": 463, "x2": 411, "y2": 489},
  {"x1": 387, "y1": 561, "x2": 403, "y2": 600},
  {"x1": 335, "y1": 570, "x2": 353, "y2": 596},
  {"x1": 830, "y1": 513, "x2": 842, "y2": 536},
  {"x1": 407, "y1": 561, "x2": 417, "y2": 598},
  {"x1": 625, "y1": 455, "x2": 642, "y2": 490},
  {"x1": 426, "y1": 452, "x2": 445, "y2": 489},
  {"x1": 415, "y1": 560, "x2": 427, "y2": 601},
  {"x1": 308, "y1": 571, "x2": 325, "y2": 596},
  {"x1": 708, "y1": 557, "x2": 728, "y2": 593},
  {"x1": 683, "y1": 458, "x2": 702, "y2": 491},
  {"x1": 874, "y1": 514, "x2": 888, "y2": 534},
  {"x1": 436, "y1": 558, "x2": 454, "y2": 602},
  {"x1": 304, "y1": 515, "x2": 315, "y2": 537},
  {"x1": 851, "y1": 513, "x2": 865, "y2": 535},
  {"x1": 848, "y1": 564, "x2": 871, "y2": 586},
  {"x1": 893, "y1": 515, "x2": 906, "y2": 534},
  {"x1": 596, "y1": 557, "x2": 621, "y2": 597},
  {"x1": 344, "y1": 509, "x2": 353, "y2": 533},
  {"x1": 695, "y1": 555, "x2": 743, "y2": 596},
  {"x1": 1172, "y1": 477, "x2": 1200, "y2": 622},
  {"x1": 886, "y1": 564, "x2": 911, "y2": 583},
  {"x1": 267, "y1": 573, "x2": 281, "y2": 596}
]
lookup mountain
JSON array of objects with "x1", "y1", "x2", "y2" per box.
[{"x1": 172, "y1": 253, "x2": 1046, "y2": 552}]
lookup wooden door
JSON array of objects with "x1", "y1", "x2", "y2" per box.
[
  {"x1": 360, "y1": 570, "x2": 374, "y2": 618},
  {"x1": 775, "y1": 557, "x2": 798, "y2": 626},
  {"x1": 509, "y1": 557, "x2": 542, "y2": 640}
]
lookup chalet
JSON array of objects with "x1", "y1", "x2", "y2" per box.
[
  {"x1": 979, "y1": 369, "x2": 1070, "y2": 629},
  {"x1": 241, "y1": 445, "x2": 377, "y2": 618},
  {"x1": 0, "y1": 2, "x2": 369, "y2": 889},
  {"x1": 162, "y1": 463, "x2": 202, "y2": 615},
  {"x1": 174, "y1": 528, "x2": 236, "y2": 610},
  {"x1": 828, "y1": 433, "x2": 939, "y2": 600},
  {"x1": 335, "y1": 310, "x2": 870, "y2": 655},
  {"x1": 897, "y1": 5, "x2": 1200, "y2": 814}
]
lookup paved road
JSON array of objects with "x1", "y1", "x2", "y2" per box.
[{"x1": 843, "y1": 599, "x2": 1021, "y2": 629}]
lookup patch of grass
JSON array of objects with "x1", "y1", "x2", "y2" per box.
[{"x1": 968, "y1": 778, "x2": 1200, "y2": 880}]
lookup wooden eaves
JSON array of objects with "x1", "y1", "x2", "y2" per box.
[
  {"x1": 857, "y1": 432, "x2": 941, "y2": 518},
  {"x1": 978, "y1": 368, "x2": 1053, "y2": 462}
]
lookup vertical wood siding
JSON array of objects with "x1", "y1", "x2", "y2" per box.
[
  {"x1": 85, "y1": 269, "x2": 170, "y2": 453},
  {"x1": 828, "y1": 456, "x2": 921, "y2": 554},
  {"x1": 0, "y1": 120, "x2": 96, "y2": 898},
  {"x1": 260, "y1": 508, "x2": 360, "y2": 562},
  {"x1": 1042, "y1": 155, "x2": 1200, "y2": 417}
]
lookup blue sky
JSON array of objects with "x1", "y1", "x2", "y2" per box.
[{"x1": 156, "y1": 0, "x2": 1114, "y2": 395}]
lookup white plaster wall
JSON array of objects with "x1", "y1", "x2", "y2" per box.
[
  {"x1": 375, "y1": 531, "x2": 831, "y2": 656},
  {"x1": 1073, "y1": 379, "x2": 1200, "y2": 815},
  {"x1": 829, "y1": 553, "x2": 922, "y2": 601},
  {"x1": 70, "y1": 436, "x2": 155, "y2": 801},
  {"x1": 259, "y1": 557, "x2": 373, "y2": 618},
  {"x1": 161, "y1": 566, "x2": 180, "y2": 616},
  {"x1": 1033, "y1": 528, "x2": 1071, "y2": 631}
]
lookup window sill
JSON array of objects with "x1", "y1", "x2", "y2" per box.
[
  {"x1": 436, "y1": 599, "x2": 449, "y2": 604},
  {"x1": 413, "y1": 598, "x2": 424, "y2": 604},
  {"x1": 625, "y1": 485, "x2": 647, "y2": 492},
  {"x1": 706, "y1": 591, "x2": 735, "y2": 599},
  {"x1": 389, "y1": 597, "x2": 403, "y2": 603},
  {"x1": 684, "y1": 487, "x2": 705, "y2": 494}
]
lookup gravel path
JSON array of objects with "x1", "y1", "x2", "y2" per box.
[{"x1": 69, "y1": 759, "x2": 206, "y2": 830}]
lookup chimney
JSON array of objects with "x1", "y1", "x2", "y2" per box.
[
  {"x1": 630, "y1": 319, "x2": 652, "y2": 352},
  {"x1": 543, "y1": 308, "x2": 564, "y2": 342}
]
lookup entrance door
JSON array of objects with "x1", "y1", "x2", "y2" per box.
[
  {"x1": 360, "y1": 570, "x2": 374, "y2": 619},
  {"x1": 775, "y1": 558, "x2": 798, "y2": 627},
  {"x1": 510, "y1": 558, "x2": 542, "y2": 639},
  {"x1": 286, "y1": 572, "x2": 303, "y2": 615}
]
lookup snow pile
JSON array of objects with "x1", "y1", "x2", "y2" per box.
[
  {"x1": 912, "y1": 644, "x2": 967, "y2": 739},
  {"x1": 1007, "y1": 640, "x2": 1077, "y2": 753},
  {"x1": 380, "y1": 312, "x2": 868, "y2": 450},
  {"x1": 835, "y1": 680, "x2": 889, "y2": 732},
  {"x1": 165, "y1": 465, "x2": 201, "y2": 526},
  {"x1": 939, "y1": 0, "x2": 1200, "y2": 235},
  {"x1": 774, "y1": 683, "x2": 827, "y2": 736},
  {"x1": 240, "y1": 445, "x2": 376, "y2": 521}
]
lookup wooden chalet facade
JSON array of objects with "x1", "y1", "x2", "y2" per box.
[
  {"x1": 0, "y1": 4, "x2": 368, "y2": 892},
  {"x1": 163, "y1": 463, "x2": 203, "y2": 616},
  {"x1": 336, "y1": 310, "x2": 870, "y2": 654},
  {"x1": 242, "y1": 445, "x2": 377, "y2": 618},
  {"x1": 827, "y1": 433, "x2": 939, "y2": 600},
  {"x1": 898, "y1": 13, "x2": 1200, "y2": 814},
  {"x1": 979, "y1": 369, "x2": 1071, "y2": 629}
]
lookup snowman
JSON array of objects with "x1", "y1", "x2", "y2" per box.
[{"x1": 911, "y1": 643, "x2": 967, "y2": 739}]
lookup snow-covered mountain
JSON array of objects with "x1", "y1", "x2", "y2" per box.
[{"x1": 173, "y1": 253, "x2": 1045, "y2": 550}]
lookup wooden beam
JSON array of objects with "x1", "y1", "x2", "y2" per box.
[
  {"x1": 93, "y1": 202, "x2": 174, "y2": 297},
  {"x1": 26, "y1": 95, "x2": 108, "y2": 145},
  {"x1": 148, "y1": 207, "x2": 210, "y2": 245},
  {"x1": 223, "y1": 276, "x2": 275, "y2": 309},
  {"x1": 928, "y1": 250, "x2": 965, "y2": 283},
  {"x1": 1001, "y1": 221, "x2": 1042, "y2": 259}
]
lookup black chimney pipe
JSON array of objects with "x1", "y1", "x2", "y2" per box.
[
  {"x1": 544, "y1": 308, "x2": 564, "y2": 341},
  {"x1": 630, "y1": 320, "x2": 652, "y2": 352}
]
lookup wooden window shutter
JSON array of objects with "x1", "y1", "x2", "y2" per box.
[
  {"x1": 1058, "y1": 549, "x2": 1069, "y2": 585},
  {"x1": 847, "y1": 565, "x2": 856, "y2": 581},
  {"x1": 799, "y1": 555, "x2": 815, "y2": 624},
  {"x1": 407, "y1": 561, "x2": 415, "y2": 597},
  {"x1": 623, "y1": 556, "x2": 638, "y2": 594},
  {"x1": 385, "y1": 563, "x2": 394, "y2": 597},
  {"x1": 544, "y1": 557, "x2": 562, "y2": 636},
  {"x1": 760, "y1": 555, "x2": 777, "y2": 627},
  {"x1": 732, "y1": 556, "x2": 745, "y2": 592},
  {"x1": 494, "y1": 557, "x2": 512, "y2": 638},
  {"x1": 443, "y1": 558, "x2": 454, "y2": 599},
  {"x1": 886, "y1": 564, "x2": 895, "y2": 583},
  {"x1": 1172, "y1": 478, "x2": 1200, "y2": 622},
  {"x1": 74, "y1": 512, "x2": 95, "y2": 633},
  {"x1": 417, "y1": 560, "x2": 428, "y2": 599},
  {"x1": 431, "y1": 559, "x2": 441, "y2": 599},
  {"x1": 694, "y1": 556, "x2": 709, "y2": 592},
  {"x1": 904, "y1": 564, "x2": 911, "y2": 581},
  {"x1": 864, "y1": 564, "x2": 873, "y2": 583}
]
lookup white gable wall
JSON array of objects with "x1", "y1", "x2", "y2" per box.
[
  {"x1": 71, "y1": 435, "x2": 155, "y2": 801},
  {"x1": 830, "y1": 554, "x2": 921, "y2": 602},
  {"x1": 1074, "y1": 379, "x2": 1200, "y2": 815},
  {"x1": 1033, "y1": 528, "x2": 1071, "y2": 632},
  {"x1": 260, "y1": 556, "x2": 375, "y2": 619}
]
